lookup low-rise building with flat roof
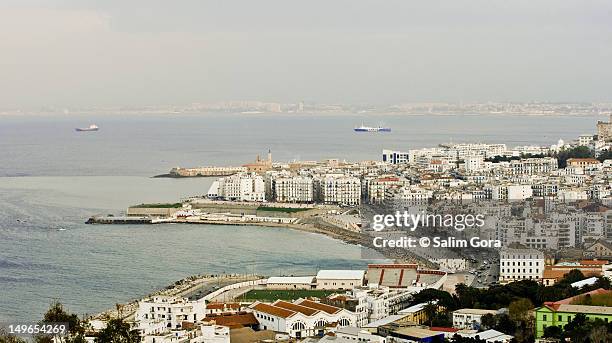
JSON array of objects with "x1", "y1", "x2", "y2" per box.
[
  {"x1": 267, "y1": 276, "x2": 316, "y2": 290},
  {"x1": 316, "y1": 270, "x2": 365, "y2": 290},
  {"x1": 452, "y1": 309, "x2": 498, "y2": 329}
]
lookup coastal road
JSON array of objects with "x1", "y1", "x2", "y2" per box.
[{"x1": 184, "y1": 275, "x2": 260, "y2": 301}]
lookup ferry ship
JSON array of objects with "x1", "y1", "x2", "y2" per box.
[
  {"x1": 354, "y1": 124, "x2": 391, "y2": 132},
  {"x1": 75, "y1": 124, "x2": 99, "y2": 132}
]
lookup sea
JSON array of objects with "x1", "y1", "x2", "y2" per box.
[{"x1": 0, "y1": 112, "x2": 603, "y2": 321}]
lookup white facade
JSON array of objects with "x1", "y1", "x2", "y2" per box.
[
  {"x1": 464, "y1": 156, "x2": 485, "y2": 172},
  {"x1": 317, "y1": 175, "x2": 361, "y2": 206},
  {"x1": 509, "y1": 158, "x2": 558, "y2": 175},
  {"x1": 142, "y1": 325, "x2": 229, "y2": 343},
  {"x1": 249, "y1": 299, "x2": 356, "y2": 338},
  {"x1": 499, "y1": 248, "x2": 545, "y2": 284},
  {"x1": 367, "y1": 177, "x2": 408, "y2": 204},
  {"x1": 487, "y1": 184, "x2": 532, "y2": 201},
  {"x1": 267, "y1": 276, "x2": 316, "y2": 290},
  {"x1": 345, "y1": 287, "x2": 414, "y2": 326},
  {"x1": 437, "y1": 143, "x2": 508, "y2": 159},
  {"x1": 274, "y1": 176, "x2": 314, "y2": 203},
  {"x1": 382, "y1": 149, "x2": 410, "y2": 165},
  {"x1": 335, "y1": 327, "x2": 386, "y2": 343},
  {"x1": 316, "y1": 270, "x2": 365, "y2": 290},
  {"x1": 210, "y1": 172, "x2": 265, "y2": 202},
  {"x1": 135, "y1": 295, "x2": 206, "y2": 334},
  {"x1": 452, "y1": 309, "x2": 498, "y2": 329},
  {"x1": 390, "y1": 186, "x2": 433, "y2": 206}
]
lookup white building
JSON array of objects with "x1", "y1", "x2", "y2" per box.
[
  {"x1": 142, "y1": 325, "x2": 230, "y2": 343},
  {"x1": 135, "y1": 295, "x2": 207, "y2": 334},
  {"x1": 509, "y1": 158, "x2": 558, "y2": 175},
  {"x1": 487, "y1": 184, "x2": 533, "y2": 201},
  {"x1": 274, "y1": 176, "x2": 314, "y2": 203},
  {"x1": 464, "y1": 156, "x2": 485, "y2": 172},
  {"x1": 438, "y1": 143, "x2": 508, "y2": 160},
  {"x1": 367, "y1": 176, "x2": 408, "y2": 204},
  {"x1": 499, "y1": 248, "x2": 545, "y2": 284},
  {"x1": 452, "y1": 308, "x2": 498, "y2": 329},
  {"x1": 316, "y1": 270, "x2": 366, "y2": 290},
  {"x1": 457, "y1": 329, "x2": 513, "y2": 343},
  {"x1": 334, "y1": 327, "x2": 386, "y2": 343},
  {"x1": 267, "y1": 276, "x2": 316, "y2": 290},
  {"x1": 343, "y1": 286, "x2": 414, "y2": 326},
  {"x1": 317, "y1": 175, "x2": 361, "y2": 206},
  {"x1": 387, "y1": 186, "x2": 433, "y2": 207},
  {"x1": 209, "y1": 172, "x2": 265, "y2": 202},
  {"x1": 249, "y1": 299, "x2": 356, "y2": 338},
  {"x1": 382, "y1": 149, "x2": 410, "y2": 165}
]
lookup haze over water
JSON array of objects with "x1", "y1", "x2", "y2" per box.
[
  {"x1": 0, "y1": 113, "x2": 602, "y2": 321},
  {"x1": 0, "y1": 113, "x2": 600, "y2": 177}
]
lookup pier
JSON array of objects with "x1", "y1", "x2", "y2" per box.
[{"x1": 86, "y1": 216, "x2": 152, "y2": 224}]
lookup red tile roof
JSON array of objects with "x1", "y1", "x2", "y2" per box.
[
  {"x1": 252, "y1": 303, "x2": 295, "y2": 318},
  {"x1": 273, "y1": 301, "x2": 320, "y2": 316},
  {"x1": 296, "y1": 299, "x2": 341, "y2": 315},
  {"x1": 204, "y1": 313, "x2": 258, "y2": 327},
  {"x1": 580, "y1": 260, "x2": 609, "y2": 265}
]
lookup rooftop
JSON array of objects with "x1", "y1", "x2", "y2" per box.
[
  {"x1": 398, "y1": 302, "x2": 431, "y2": 314},
  {"x1": 273, "y1": 300, "x2": 319, "y2": 316},
  {"x1": 363, "y1": 314, "x2": 409, "y2": 328},
  {"x1": 296, "y1": 299, "x2": 342, "y2": 315},
  {"x1": 392, "y1": 327, "x2": 443, "y2": 339},
  {"x1": 251, "y1": 303, "x2": 295, "y2": 318},
  {"x1": 453, "y1": 308, "x2": 498, "y2": 315},
  {"x1": 554, "y1": 304, "x2": 612, "y2": 315},
  {"x1": 570, "y1": 277, "x2": 599, "y2": 288},
  {"x1": 267, "y1": 276, "x2": 315, "y2": 284},
  {"x1": 316, "y1": 270, "x2": 365, "y2": 280},
  {"x1": 204, "y1": 313, "x2": 258, "y2": 328},
  {"x1": 543, "y1": 288, "x2": 610, "y2": 306}
]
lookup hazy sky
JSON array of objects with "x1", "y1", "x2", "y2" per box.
[{"x1": 1, "y1": 0, "x2": 611, "y2": 107}]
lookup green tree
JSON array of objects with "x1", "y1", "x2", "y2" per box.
[
  {"x1": 492, "y1": 313, "x2": 516, "y2": 335},
  {"x1": 559, "y1": 269, "x2": 585, "y2": 285},
  {"x1": 35, "y1": 301, "x2": 86, "y2": 343},
  {"x1": 508, "y1": 298, "x2": 535, "y2": 343},
  {"x1": 508, "y1": 298, "x2": 533, "y2": 323},
  {"x1": 423, "y1": 301, "x2": 438, "y2": 327},
  {"x1": 94, "y1": 318, "x2": 139, "y2": 343},
  {"x1": 563, "y1": 313, "x2": 590, "y2": 343},
  {"x1": 410, "y1": 288, "x2": 458, "y2": 311},
  {"x1": 480, "y1": 313, "x2": 496, "y2": 330},
  {"x1": 543, "y1": 325, "x2": 563, "y2": 339},
  {"x1": 0, "y1": 329, "x2": 27, "y2": 343},
  {"x1": 588, "y1": 324, "x2": 610, "y2": 343},
  {"x1": 556, "y1": 146, "x2": 594, "y2": 168},
  {"x1": 596, "y1": 149, "x2": 612, "y2": 162}
]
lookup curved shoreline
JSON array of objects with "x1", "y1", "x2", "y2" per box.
[{"x1": 162, "y1": 217, "x2": 435, "y2": 268}]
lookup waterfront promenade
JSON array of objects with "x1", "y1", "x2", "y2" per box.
[{"x1": 89, "y1": 274, "x2": 261, "y2": 322}]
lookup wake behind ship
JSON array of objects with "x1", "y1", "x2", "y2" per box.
[
  {"x1": 75, "y1": 124, "x2": 99, "y2": 132},
  {"x1": 354, "y1": 123, "x2": 391, "y2": 132}
]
